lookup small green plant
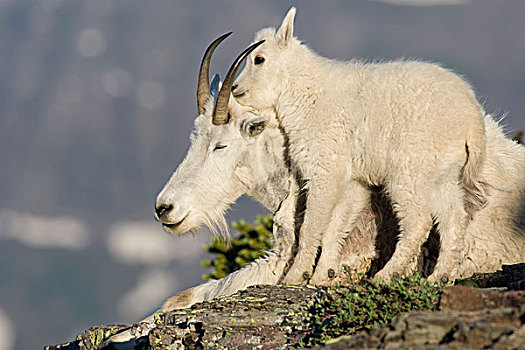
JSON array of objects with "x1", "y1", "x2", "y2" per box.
[
  {"x1": 299, "y1": 267, "x2": 445, "y2": 347},
  {"x1": 200, "y1": 215, "x2": 274, "y2": 280},
  {"x1": 454, "y1": 279, "x2": 479, "y2": 288}
]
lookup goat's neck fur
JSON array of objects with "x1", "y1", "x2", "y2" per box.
[{"x1": 243, "y1": 125, "x2": 291, "y2": 213}]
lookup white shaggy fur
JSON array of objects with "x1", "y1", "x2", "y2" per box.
[
  {"x1": 155, "y1": 78, "x2": 524, "y2": 311},
  {"x1": 159, "y1": 102, "x2": 525, "y2": 311},
  {"x1": 154, "y1": 30, "x2": 523, "y2": 312},
  {"x1": 457, "y1": 116, "x2": 525, "y2": 277},
  {"x1": 233, "y1": 7, "x2": 487, "y2": 283}
]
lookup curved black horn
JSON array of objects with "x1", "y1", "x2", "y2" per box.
[
  {"x1": 212, "y1": 40, "x2": 265, "y2": 125},
  {"x1": 197, "y1": 32, "x2": 232, "y2": 115}
]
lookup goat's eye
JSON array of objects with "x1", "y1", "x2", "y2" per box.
[
  {"x1": 213, "y1": 143, "x2": 227, "y2": 151},
  {"x1": 254, "y1": 56, "x2": 265, "y2": 65}
]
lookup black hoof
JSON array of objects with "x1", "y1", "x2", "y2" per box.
[
  {"x1": 328, "y1": 268, "x2": 336, "y2": 279},
  {"x1": 302, "y1": 271, "x2": 310, "y2": 280}
]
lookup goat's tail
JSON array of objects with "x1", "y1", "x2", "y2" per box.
[{"x1": 462, "y1": 116, "x2": 488, "y2": 217}]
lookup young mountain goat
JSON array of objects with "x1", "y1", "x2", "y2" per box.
[
  {"x1": 153, "y1": 36, "x2": 525, "y2": 313},
  {"x1": 232, "y1": 7, "x2": 488, "y2": 283}
]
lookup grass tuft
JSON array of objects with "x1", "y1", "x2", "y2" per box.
[{"x1": 298, "y1": 267, "x2": 445, "y2": 347}]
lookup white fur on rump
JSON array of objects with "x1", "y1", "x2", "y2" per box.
[
  {"x1": 233, "y1": 7, "x2": 487, "y2": 283},
  {"x1": 457, "y1": 116, "x2": 525, "y2": 277}
]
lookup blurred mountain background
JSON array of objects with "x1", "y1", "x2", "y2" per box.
[{"x1": 0, "y1": 0, "x2": 524, "y2": 349}]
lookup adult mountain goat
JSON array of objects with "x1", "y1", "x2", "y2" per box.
[
  {"x1": 232, "y1": 7, "x2": 488, "y2": 283},
  {"x1": 152, "y1": 35, "x2": 525, "y2": 313}
]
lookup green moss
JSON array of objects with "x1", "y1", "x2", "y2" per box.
[
  {"x1": 298, "y1": 268, "x2": 445, "y2": 347},
  {"x1": 88, "y1": 329, "x2": 105, "y2": 346},
  {"x1": 201, "y1": 215, "x2": 274, "y2": 280},
  {"x1": 85, "y1": 327, "x2": 118, "y2": 347}
]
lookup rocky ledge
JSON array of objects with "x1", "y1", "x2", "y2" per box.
[{"x1": 46, "y1": 264, "x2": 525, "y2": 350}]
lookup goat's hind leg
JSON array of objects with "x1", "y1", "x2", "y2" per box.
[
  {"x1": 427, "y1": 182, "x2": 468, "y2": 282},
  {"x1": 374, "y1": 183, "x2": 434, "y2": 281}
]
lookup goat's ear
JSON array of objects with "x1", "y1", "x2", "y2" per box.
[
  {"x1": 210, "y1": 74, "x2": 221, "y2": 98},
  {"x1": 242, "y1": 116, "x2": 268, "y2": 138},
  {"x1": 277, "y1": 7, "x2": 296, "y2": 45}
]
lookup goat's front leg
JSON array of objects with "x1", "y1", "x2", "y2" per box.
[
  {"x1": 281, "y1": 176, "x2": 344, "y2": 285},
  {"x1": 309, "y1": 181, "x2": 370, "y2": 285},
  {"x1": 159, "y1": 247, "x2": 289, "y2": 312}
]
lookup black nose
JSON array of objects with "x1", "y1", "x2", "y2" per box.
[
  {"x1": 231, "y1": 84, "x2": 238, "y2": 92},
  {"x1": 155, "y1": 203, "x2": 173, "y2": 219}
]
